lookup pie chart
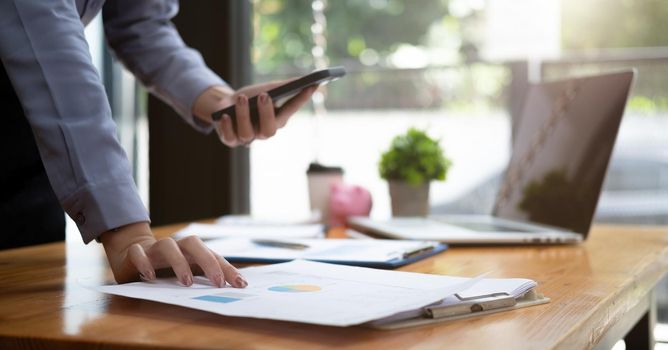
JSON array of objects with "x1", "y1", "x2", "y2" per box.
[{"x1": 268, "y1": 284, "x2": 322, "y2": 293}]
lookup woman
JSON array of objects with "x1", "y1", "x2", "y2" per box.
[{"x1": 0, "y1": 0, "x2": 315, "y2": 288}]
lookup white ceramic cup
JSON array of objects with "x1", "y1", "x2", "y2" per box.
[{"x1": 306, "y1": 163, "x2": 344, "y2": 223}]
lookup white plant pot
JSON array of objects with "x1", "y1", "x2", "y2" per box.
[{"x1": 388, "y1": 181, "x2": 430, "y2": 217}]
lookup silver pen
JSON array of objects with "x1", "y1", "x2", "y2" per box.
[{"x1": 252, "y1": 239, "x2": 310, "y2": 250}]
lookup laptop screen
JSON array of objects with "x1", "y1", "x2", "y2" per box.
[{"x1": 492, "y1": 71, "x2": 635, "y2": 236}]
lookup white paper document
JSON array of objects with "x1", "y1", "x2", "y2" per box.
[
  {"x1": 369, "y1": 276, "x2": 538, "y2": 326},
  {"x1": 215, "y1": 213, "x2": 320, "y2": 225},
  {"x1": 94, "y1": 260, "x2": 479, "y2": 327},
  {"x1": 206, "y1": 237, "x2": 443, "y2": 265},
  {"x1": 172, "y1": 223, "x2": 325, "y2": 240}
]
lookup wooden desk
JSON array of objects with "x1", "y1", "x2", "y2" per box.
[{"x1": 1, "y1": 224, "x2": 667, "y2": 350}]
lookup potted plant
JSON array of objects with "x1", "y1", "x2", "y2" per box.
[{"x1": 379, "y1": 128, "x2": 452, "y2": 216}]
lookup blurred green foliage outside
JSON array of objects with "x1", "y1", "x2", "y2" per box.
[{"x1": 252, "y1": 0, "x2": 668, "y2": 114}]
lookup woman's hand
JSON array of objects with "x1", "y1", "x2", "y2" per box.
[
  {"x1": 100, "y1": 222, "x2": 247, "y2": 288},
  {"x1": 192, "y1": 82, "x2": 317, "y2": 147}
]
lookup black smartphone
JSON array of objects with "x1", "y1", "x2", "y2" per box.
[{"x1": 211, "y1": 66, "x2": 346, "y2": 128}]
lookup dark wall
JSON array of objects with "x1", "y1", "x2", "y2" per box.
[{"x1": 148, "y1": 1, "x2": 251, "y2": 226}]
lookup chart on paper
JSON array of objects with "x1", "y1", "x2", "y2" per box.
[
  {"x1": 267, "y1": 284, "x2": 322, "y2": 292},
  {"x1": 94, "y1": 260, "x2": 478, "y2": 327},
  {"x1": 193, "y1": 292, "x2": 256, "y2": 303}
]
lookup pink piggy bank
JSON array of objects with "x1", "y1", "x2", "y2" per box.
[{"x1": 328, "y1": 183, "x2": 372, "y2": 227}]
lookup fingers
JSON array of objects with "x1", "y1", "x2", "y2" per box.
[
  {"x1": 172, "y1": 237, "x2": 246, "y2": 288},
  {"x1": 127, "y1": 243, "x2": 155, "y2": 281},
  {"x1": 124, "y1": 236, "x2": 247, "y2": 289},
  {"x1": 256, "y1": 93, "x2": 277, "y2": 139},
  {"x1": 214, "y1": 252, "x2": 248, "y2": 288},
  {"x1": 215, "y1": 82, "x2": 315, "y2": 147},
  {"x1": 276, "y1": 85, "x2": 317, "y2": 128},
  {"x1": 147, "y1": 238, "x2": 194, "y2": 287},
  {"x1": 177, "y1": 236, "x2": 225, "y2": 288},
  {"x1": 216, "y1": 94, "x2": 256, "y2": 147},
  {"x1": 215, "y1": 114, "x2": 238, "y2": 147},
  {"x1": 234, "y1": 94, "x2": 255, "y2": 145},
  {"x1": 104, "y1": 224, "x2": 246, "y2": 288}
]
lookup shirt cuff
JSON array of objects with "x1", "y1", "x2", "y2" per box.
[
  {"x1": 61, "y1": 179, "x2": 150, "y2": 244},
  {"x1": 163, "y1": 66, "x2": 228, "y2": 134}
]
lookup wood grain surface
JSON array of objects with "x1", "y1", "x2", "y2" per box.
[{"x1": 1, "y1": 223, "x2": 667, "y2": 350}]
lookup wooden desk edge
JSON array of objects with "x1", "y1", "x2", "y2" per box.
[{"x1": 0, "y1": 223, "x2": 667, "y2": 350}]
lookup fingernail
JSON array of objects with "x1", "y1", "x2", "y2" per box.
[
  {"x1": 259, "y1": 93, "x2": 269, "y2": 104},
  {"x1": 237, "y1": 95, "x2": 247, "y2": 105},
  {"x1": 235, "y1": 275, "x2": 248, "y2": 288},
  {"x1": 181, "y1": 275, "x2": 193, "y2": 287},
  {"x1": 142, "y1": 270, "x2": 155, "y2": 280},
  {"x1": 215, "y1": 274, "x2": 225, "y2": 288}
]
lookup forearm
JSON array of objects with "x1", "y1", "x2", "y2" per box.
[
  {"x1": 103, "y1": 0, "x2": 228, "y2": 133},
  {"x1": 0, "y1": 0, "x2": 149, "y2": 243}
]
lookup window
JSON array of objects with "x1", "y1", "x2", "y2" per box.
[
  {"x1": 250, "y1": 0, "x2": 667, "y2": 225},
  {"x1": 250, "y1": 0, "x2": 515, "y2": 220},
  {"x1": 251, "y1": 0, "x2": 668, "y2": 331}
]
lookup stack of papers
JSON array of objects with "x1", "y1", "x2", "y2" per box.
[
  {"x1": 173, "y1": 223, "x2": 325, "y2": 240},
  {"x1": 93, "y1": 260, "x2": 548, "y2": 328},
  {"x1": 369, "y1": 276, "x2": 540, "y2": 328},
  {"x1": 214, "y1": 214, "x2": 321, "y2": 225},
  {"x1": 206, "y1": 238, "x2": 447, "y2": 268}
]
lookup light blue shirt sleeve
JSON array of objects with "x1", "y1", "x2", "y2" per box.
[
  {"x1": 0, "y1": 0, "x2": 150, "y2": 243},
  {"x1": 102, "y1": 0, "x2": 228, "y2": 133}
]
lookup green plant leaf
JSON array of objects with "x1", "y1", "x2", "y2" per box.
[{"x1": 379, "y1": 128, "x2": 452, "y2": 184}]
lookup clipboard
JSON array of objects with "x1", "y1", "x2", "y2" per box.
[
  {"x1": 368, "y1": 289, "x2": 550, "y2": 329},
  {"x1": 206, "y1": 238, "x2": 448, "y2": 269}
]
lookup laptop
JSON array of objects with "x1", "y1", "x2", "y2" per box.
[{"x1": 349, "y1": 70, "x2": 636, "y2": 244}]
